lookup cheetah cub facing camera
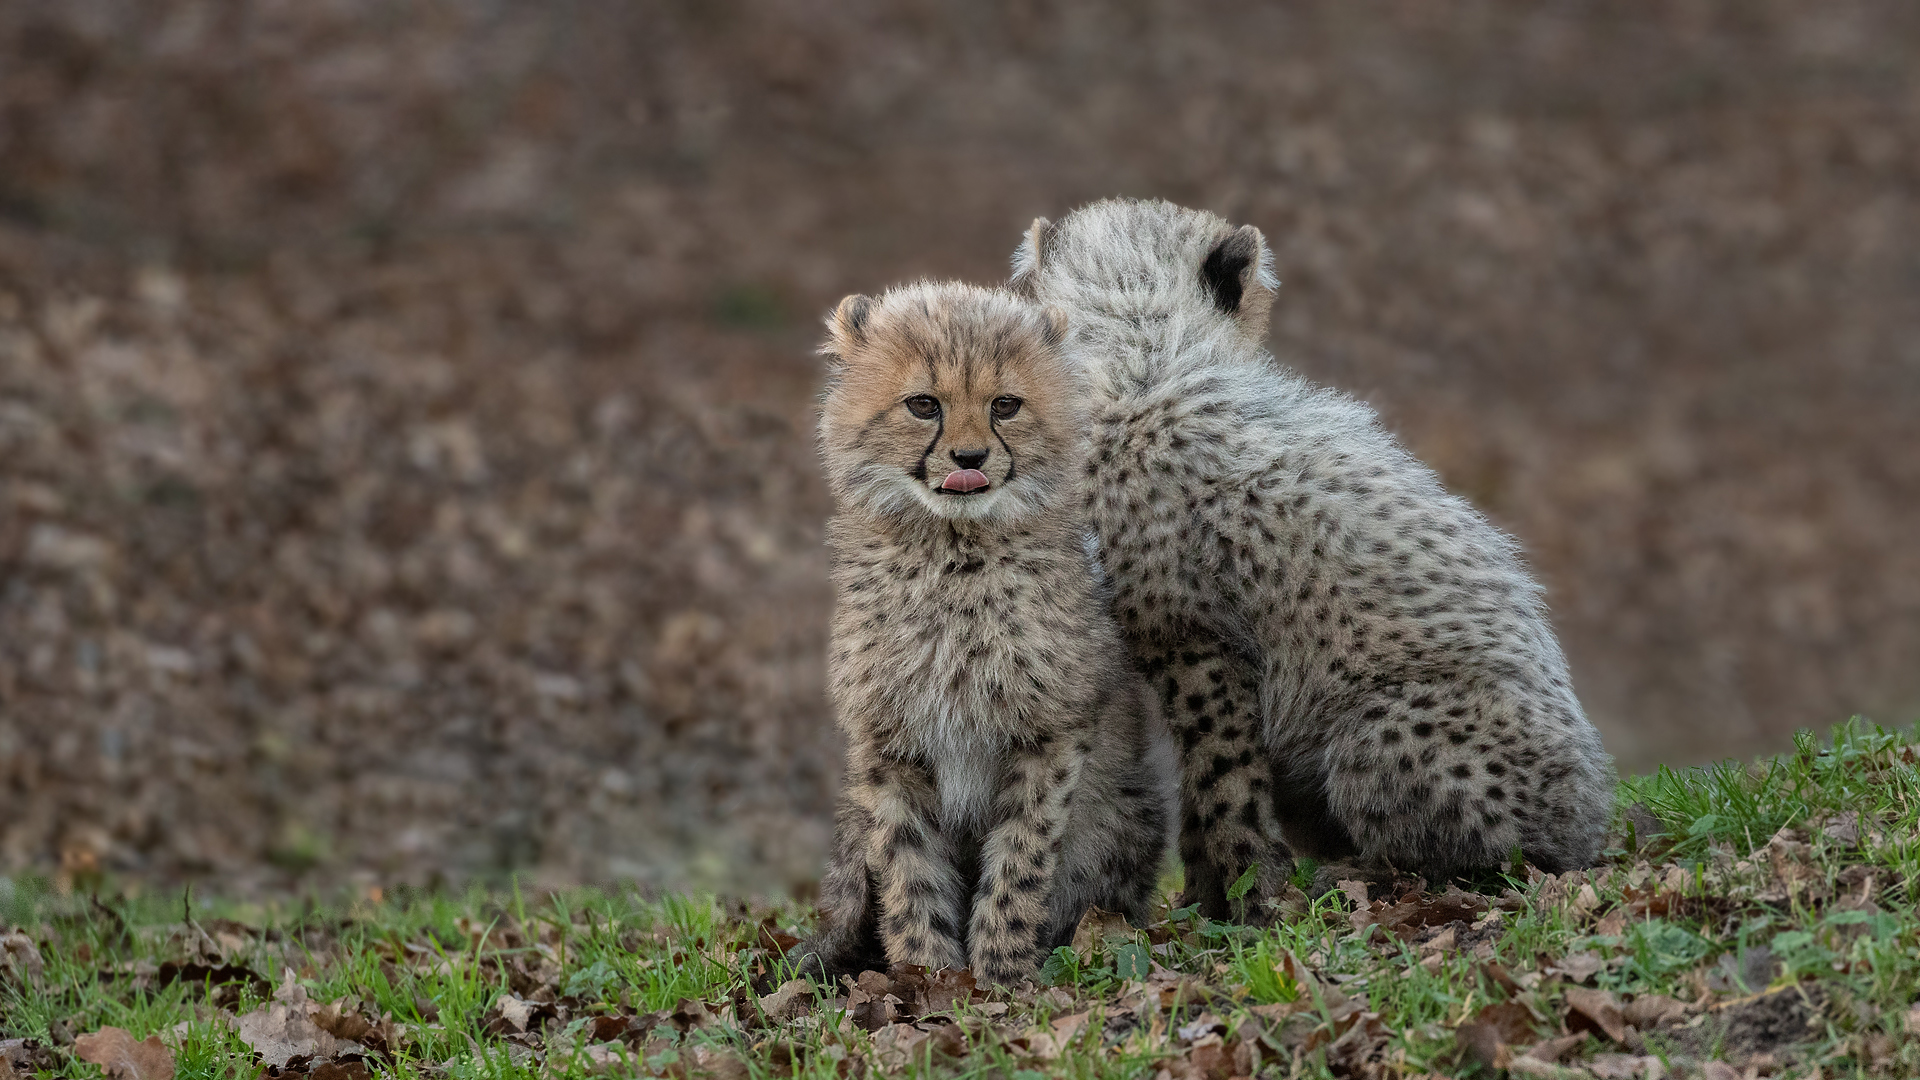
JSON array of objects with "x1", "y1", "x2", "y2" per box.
[
  {"x1": 1010, "y1": 200, "x2": 1614, "y2": 918},
  {"x1": 789, "y1": 281, "x2": 1172, "y2": 986}
]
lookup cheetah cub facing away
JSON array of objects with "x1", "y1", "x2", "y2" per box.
[
  {"x1": 789, "y1": 281, "x2": 1172, "y2": 987},
  {"x1": 1011, "y1": 200, "x2": 1613, "y2": 917}
]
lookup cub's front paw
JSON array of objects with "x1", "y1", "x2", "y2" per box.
[
  {"x1": 969, "y1": 944, "x2": 1040, "y2": 989},
  {"x1": 1231, "y1": 860, "x2": 1301, "y2": 927},
  {"x1": 893, "y1": 935, "x2": 969, "y2": 974},
  {"x1": 1180, "y1": 856, "x2": 1298, "y2": 926}
]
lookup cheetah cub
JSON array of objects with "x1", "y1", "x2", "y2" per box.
[
  {"x1": 790, "y1": 281, "x2": 1172, "y2": 986},
  {"x1": 1010, "y1": 200, "x2": 1613, "y2": 918}
]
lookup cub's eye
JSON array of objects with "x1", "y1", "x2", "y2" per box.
[
  {"x1": 990, "y1": 396, "x2": 1023, "y2": 420},
  {"x1": 904, "y1": 395, "x2": 941, "y2": 419}
]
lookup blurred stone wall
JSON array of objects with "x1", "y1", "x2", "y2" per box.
[{"x1": 1, "y1": 0, "x2": 1916, "y2": 894}]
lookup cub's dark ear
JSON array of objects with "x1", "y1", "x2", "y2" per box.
[
  {"x1": 1008, "y1": 216, "x2": 1056, "y2": 298},
  {"x1": 1198, "y1": 224, "x2": 1278, "y2": 336},
  {"x1": 821, "y1": 294, "x2": 873, "y2": 364}
]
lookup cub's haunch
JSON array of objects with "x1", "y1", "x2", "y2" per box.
[
  {"x1": 789, "y1": 282, "x2": 1173, "y2": 986},
  {"x1": 1012, "y1": 200, "x2": 1614, "y2": 917}
]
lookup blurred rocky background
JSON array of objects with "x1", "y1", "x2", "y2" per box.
[{"x1": 1, "y1": 0, "x2": 1916, "y2": 896}]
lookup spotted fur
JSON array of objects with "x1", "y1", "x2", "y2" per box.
[
  {"x1": 789, "y1": 281, "x2": 1174, "y2": 985},
  {"x1": 1010, "y1": 200, "x2": 1614, "y2": 918}
]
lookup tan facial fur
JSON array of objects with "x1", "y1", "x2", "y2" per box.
[{"x1": 819, "y1": 282, "x2": 1075, "y2": 525}]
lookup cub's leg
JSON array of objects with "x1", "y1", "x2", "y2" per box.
[
  {"x1": 1138, "y1": 637, "x2": 1292, "y2": 921},
  {"x1": 861, "y1": 758, "x2": 970, "y2": 971},
  {"x1": 1035, "y1": 681, "x2": 1175, "y2": 950},
  {"x1": 779, "y1": 795, "x2": 887, "y2": 987},
  {"x1": 1323, "y1": 684, "x2": 1538, "y2": 877},
  {"x1": 969, "y1": 740, "x2": 1086, "y2": 984},
  {"x1": 1042, "y1": 788, "x2": 1171, "y2": 949}
]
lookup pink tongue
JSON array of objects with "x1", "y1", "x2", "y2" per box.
[{"x1": 940, "y1": 469, "x2": 989, "y2": 493}]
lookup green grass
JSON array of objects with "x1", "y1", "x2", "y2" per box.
[{"x1": 4, "y1": 718, "x2": 1919, "y2": 1079}]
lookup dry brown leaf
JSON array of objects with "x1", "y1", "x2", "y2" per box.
[
  {"x1": 1758, "y1": 827, "x2": 1820, "y2": 902},
  {"x1": 1070, "y1": 907, "x2": 1137, "y2": 960},
  {"x1": 485, "y1": 993, "x2": 554, "y2": 1036},
  {"x1": 870, "y1": 1021, "x2": 965, "y2": 1070},
  {"x1": 1524, "y1": 1031, "x2": 1589, "y2": 1063},
  {"x1": 922, "y1": 1023, "x2": 967, "y2": 1058},
  {"x1": 0, "y1": 933, "x2": 43, "y2": 986},
  {"x1": 1181, "y1": 1037, "x2": 1236, "y2": 1080},
  {"x1": 1564, "y1": 986, "x2": 1629, "y2": 1043},
  {"x1": 234, "y1": 972, "x2": 365, "y2": 1067},
  {"x1": 72, "y1": 1027, "x2": 175, "y2": 1080},
  {"x1": 1622, "y1": 993, "x2": 1689, "y2": 1030},
  {"x1": 919, "y1": 967, "x2": 980, "y2": 1014},
  {"x1": 844, "y1": 972, "x2": 899, "y2": 1031},
  {"x1": 1418, "y1": 925, "x2": 1457, "y2": 973},
  {"x1": 670, "y1": 998, "x2": 718, "y2": 1033},
  {"x1": 678, "y1": 1045, "x2": 749, "y2": 1080},
  {"x1": 1453, "y1": 1020, "x2": 1510, "y2": 1071},
  {"x1": 1594, "y1": 909, "x2": 1629, "y2": 938},
  {"x1": 1, "y1": 1037, "x2": 56, "y2": 1077},
  {"x1": 1545, "y1": 950, "x2": 1605, "y2": 983},
  {"x1": 574, "y1": 1041, "x2": 636, "y2": 1075},
  {"x1": 756, "y1": 979, "x2": 812, "y2": 1024},
  {"x1": 880, "y1": 964, "x2": 928, "y2": 1010},
  {"x1": 1246, "y1": 1000, "x2": 1307, "y2": 1021},
  {"x1": 1021, "y1": 1010, "x2": 1088, "y2": 1060},
  {"x1": 1454, "y1": 1000, "x2": 1536, "y2": 1071},
  {"x1": 1476, "y1": 1001, "x2": 1537, "y2": 1045},
  {"x1": 1476, "y1": 961, "x2": 1525, "y2": 997},
  {"x1": 1660, "y1": 864, "x2": 1693, "y2": 894},
  {"x1": 1381, "y1": 887, "x2": 1490, "y2": 940},
  {"x1": 1588, "y1": 1053, "x2": 1668, "y2": 1079},
  {"x1": 755, "y1": 918, "x2": 800, "y2": 957},
  {"x1": 1321, "y1": 1009, "x2": 1389, "y2": 1077},
  {"x1": 1175, "y1": 1012, "x2": 1227, "y2": 1043},
  {"x1": 310, "y1": 1000, "x2": 402, "y2": 1055},
  {"x1": 1838, "y1": 864, "x2": 1880, "y2": 903},
  {"x1": 869, "y1": 1024, "x2": 930, "y2": 1070},
  {"x1": 1273, "y1": 947, "x2": 1352, "y2": 1011},
  {"x1": 1904, "y1": 1003, "x2": 1920, "y2": 1034}
]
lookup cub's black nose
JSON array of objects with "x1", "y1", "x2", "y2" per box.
[{"x1": 951, "y1": 448, "x2": 989, "y2": 470}]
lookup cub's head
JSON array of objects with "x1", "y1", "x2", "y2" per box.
[
  {"x1": 818, "y1": 282, "x2": 1081, "y2": 525},
  {"x1": 1009, "y1": 198, "x2": 1278, "y2": 339}
]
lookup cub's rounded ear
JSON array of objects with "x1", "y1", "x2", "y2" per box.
[
  {"x1": 1199, "y1": 224, "x2": 1279, "y2": 337},
  {"x1": 1038, "y1": 305, "x2": 1069, "y2": 349},
  {"x1": 820, "y1": 294, "x2": 874, "y2": 363},
  {"x1": 1008, "y1": 216, "x2": 1056, "y2": 298}
]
